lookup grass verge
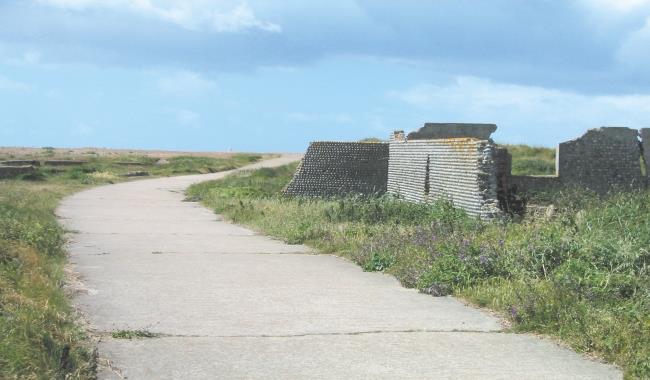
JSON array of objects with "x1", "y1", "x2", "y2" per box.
[
  {"x1": 188, "y1": 162, "x2": 649, "y2": 379},
  {"x1": 0, "y1": 152, "x2": 262, "y2": 379}
]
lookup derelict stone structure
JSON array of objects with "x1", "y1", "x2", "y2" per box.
[
  {"x1": 510, "y1": 127, "x2": 648, "y2": 196},
  {"x1": 287, "y1": 124, "x2": 649, "y2": 219},
  {"x1": 0, "y1": 165, "x2": 36, "y2": 179},
  {"x1": 1, "y1": 160, "x2": 40, "y2": 166},
  {"x1": 283, "y1": 141, "x2": 389, "y2": 197},
  {"x1": 388, "y1": 124, "x2": 502, "y2": 219}
]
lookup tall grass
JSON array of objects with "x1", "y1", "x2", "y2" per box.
[
  {"x1": 0, "y1": 182, "x2": 95, "y2": 379},
  {"x1": 188, "y1": 164, "x2": 650, "y2": 378}
]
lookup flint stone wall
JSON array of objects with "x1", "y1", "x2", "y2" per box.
[
  {"x1": 557, "y1": 127, "x2": 644, "y2": 194},
  {"x1": 388, "y1": 135, "x2": 501, "y2": 219},
  {"x1": 283, "y1": 141, "x2": 389, "y2": 197},
  {"x1": 0, "y1": 165, "x2": 36, "y2": 179}
]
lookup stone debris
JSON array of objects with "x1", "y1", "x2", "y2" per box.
[
  {"x1": 121, "y1": 171, "x2": 150, "y2": 177},
  {"x1": 155, "y1": 158, "x2": 170, "y2": 166}
]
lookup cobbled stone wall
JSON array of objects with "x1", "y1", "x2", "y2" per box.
[
  {"x1": 388, "y1": 132, "x2": 502, "y2": 219},
  {"x1": 557, "y1": 127, "x2": 644, "y2": 194},
  {"x1": 283, "y1": 141, "x2": 389, "y2": 197}
]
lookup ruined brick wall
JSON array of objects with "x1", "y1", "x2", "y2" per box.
[
  {"x1": 388, "y1": 135, "x2": 502, "y2": 219},
  {"x1": 557, "y1": 127, "x2": 644, "y2": 194},
  {"x1": 283, "y1": 141, "x2": 389, "y2": 197}
]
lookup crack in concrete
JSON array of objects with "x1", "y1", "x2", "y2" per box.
[{"x1": 97, "y1": 328, "x2": 506, "y2": 340}]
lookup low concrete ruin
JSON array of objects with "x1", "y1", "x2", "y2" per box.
[
  {"x1": 286, "y1": 124, "x2": 649, "y2": 219},
  {"x1": 508, "y1": 127, "x2": 647, "y2": 196},
  {"x1": 44, "y1": 160, "x2": 88, "y2": 166},
  {"x1": 1, "y1": 160, "x2": 40, "y2": 166},
  {"x1": 0, "y1": 165, "x2": 37, "y2": 179}
]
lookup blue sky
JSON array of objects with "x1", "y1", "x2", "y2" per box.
[{"x1": 1, "y1": 0, "x2": 649, "y2": 152}]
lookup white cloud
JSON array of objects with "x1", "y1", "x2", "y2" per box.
[
  {"x1": 35, "y1": 0, "x2": 281, "y2": 33},
  {"x1": 617, "y1": 16, "x2": 650, "y2": 67},
  {"x1": 211, "y1": 3, "x2": 281, "y2": 33},
  {"x1": 0, "y1": 75, "x2": 32, "y2": 92},
  {"x1": 156, "y1": 70, "x2": 216, "y2": 97},
  {"x1": 6, "y1": 50, "x2": 42, "y2": 66},
  {"x1": 389, "y1": 76, "x2": 650, "y2": 143},
  {"x1": 579, "y1": 0, "x2": 650, "y2": 13}
]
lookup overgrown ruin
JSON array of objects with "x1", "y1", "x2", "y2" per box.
[{"x1": 284, "y1": 124, "x2": 650, "y2": 219}]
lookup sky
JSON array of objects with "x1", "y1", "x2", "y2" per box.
[{"x1": 1, "y1": 0, "x2": 649, "y2": 152}]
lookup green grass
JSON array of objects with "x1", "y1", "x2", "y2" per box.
[
  {"x1": 502, "y1": 144, "x2": 556, "y2": 175},
  {"x1": 0, "y1": 152, "x2": 262, "y2": 379},
  {"x1": 188, "y1": 162, "x2": 650, "y2": 379},
  {"x1": 111, "y1": 330, "x2": 159, "y2": 339}
]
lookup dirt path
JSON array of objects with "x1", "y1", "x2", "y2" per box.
[{"x1": 57, "y1": 155, "x2": 621, "y2": 379}]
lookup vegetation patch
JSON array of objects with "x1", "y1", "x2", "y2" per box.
[
  {"x1": 501, "y1": 144, "x2": 556, "y2": 176},
  {"x1": 0, "y1": 151, "x2": 263, "y2": 379},
  {"x1": 188, "y1": 161, "x2": 649, "y2": 378},
  {"x1": 111, "y1": 330, "x2": 160, "y2": 339}
]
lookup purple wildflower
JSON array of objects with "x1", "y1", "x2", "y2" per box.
[{"x1": 509, "y1": 305, "x2": 519, "y2": 320}]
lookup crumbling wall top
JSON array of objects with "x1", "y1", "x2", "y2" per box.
[
  {"x1": 407, "y1": 123, "x2": 497, "y2": 141},
  {"x1": 562, "y1": 127, "x2": 639, "y2": 144}
]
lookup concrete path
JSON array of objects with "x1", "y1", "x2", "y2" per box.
[{"x1": 58, "y1": 155, "x2": 621, "y2": 379}]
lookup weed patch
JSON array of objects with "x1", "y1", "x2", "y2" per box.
[{"x1": 111, "y1": 330, "x2": 160, "y2": 339}]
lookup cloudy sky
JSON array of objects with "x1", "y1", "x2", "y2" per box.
[{"x1": 1, "y1": 0, "x2": 649, "y2": 151}]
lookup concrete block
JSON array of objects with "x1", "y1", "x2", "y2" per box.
[{"x1": 407, "y1": 123, "x2": 497, "y2": 140}]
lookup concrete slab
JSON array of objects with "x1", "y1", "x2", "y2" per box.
[
  {"x1": 98, "y1": 333, "x2": 620, "y2": 380},
  {"x1": 58, "y1": 154, "x2": 622, "y2": 379}
]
